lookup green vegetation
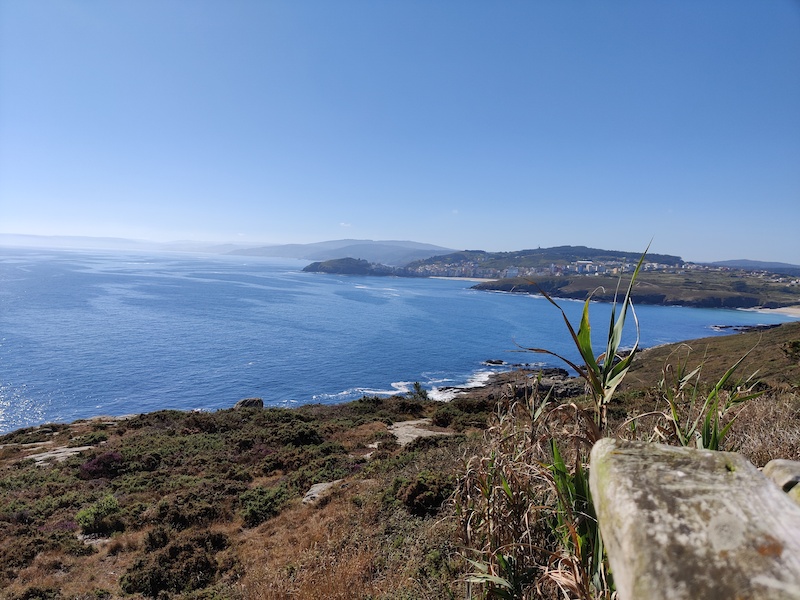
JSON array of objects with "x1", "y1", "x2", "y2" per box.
[
  {"x1": 0, "y1": 395, "x2": 492, "y2": 599},
  {"x1": 75, "y1": 495, "x2": 122, "y2": 535},
  {"x1": 302, "y1": 257, "x2": 397, "y2": 276},
  {"x1": 474, "y1": 269, "x2": 800, "y2": 309},
  {"x1": 522, "y1": 250, "x2": 646, "y2": 432},
  {"x1": 656, "y1": 347, "x2": 763, "y2": 450}
]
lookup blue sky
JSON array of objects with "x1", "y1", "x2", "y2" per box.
[{"x1": 1, "y1": 1, "x2": 799, "y2": 263}]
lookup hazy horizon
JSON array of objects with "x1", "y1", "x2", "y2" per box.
[
  {"x1": 2, "y1": 2, "x2": 798, "y2": 263},
  {"x1": 4, "y1": 232, "x2": 800, "y2": 267}
]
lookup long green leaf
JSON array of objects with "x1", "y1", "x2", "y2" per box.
[
  {"x1": 577, "y1": 297, "x2": 601, "y2": 378},
  {"x1": 604, "y1": 248, "x2": 648, "y2": 379}
]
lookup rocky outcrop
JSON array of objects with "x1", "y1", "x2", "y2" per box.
[
  {"x1": 444, "y1": 368, "x2": 584, "y2": 403},
  {"x1": 234, "y1": 397, "x2": 263, "y2": 409},
  {"x1": 590, "y1": 439, "x2": 800, "y2": 600}
]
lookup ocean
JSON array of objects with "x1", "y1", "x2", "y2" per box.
[{"x1": 1, "y1": 247, "x2": 796, "y2": 434}]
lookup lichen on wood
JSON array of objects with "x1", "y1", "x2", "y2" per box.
[{"x1": 590, "y1": 439, "x2": 800, "y2": 600}]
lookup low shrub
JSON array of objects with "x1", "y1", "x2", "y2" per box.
[
  {"x1": 275, "y1": 423, "x2": 324, "y2": 447},
  {"x1": 76, "y1": 495, "x2": 123, "y2": 535},
  {"x1": 144, "y1": 526, "x2": 171, "y2": 552},
  {"x1": 152, "y1": 491, "x2": 224, "y2": 530},
  {"x1": 394, "y1": 471, "x2": 454, "y2": 517},
  {"x1": 239, "y1": 485, "x2": 289, "y2": 527},
  {"x1": 431, "y1": 405, "x2": 457, "y2": 428},
  {"x1": 78, "y1": 452, "x2": 125, "y2": 479},
  {"x1": 11, "y1": 587, "x2": 61, "y2": 600},
  {"x1": 120, "y1": 531, "x2": 229, "y2": 597}
]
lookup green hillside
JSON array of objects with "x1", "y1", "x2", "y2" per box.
[
  {"x1": 473, "y1": 269, "x2": 800, "y2": 309},
  {"x1": 408, "y1": 245, "x2": 683, "y2": 270}
]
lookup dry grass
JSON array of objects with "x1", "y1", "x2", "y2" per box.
[
  {"x1": 726, "y1": 390, "x2": 800, "y2": 465},
  {"x1": 237, "y1": 473, "x2": 465, "y2": 599},
  {"x1": 454, "y1": 387, "x2": 611, "y2": 600},
  {"x1": 3, "y1": 534, "x2": 144, "y2": 599},
  {"x1": 626, "y1": 321, "x2": 800, "y2": 391}
]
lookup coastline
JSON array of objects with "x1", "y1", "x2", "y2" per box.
[
  {"x1": 428, "y1": 275, "x2": 497, "y2": 283},
  {"x1": 747, "y1": 305, "x2": 800, "y2": 318}
]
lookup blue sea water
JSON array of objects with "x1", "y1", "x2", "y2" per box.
[{"x1": 1, "y1": 247, "x2": 797, "y2": 434}]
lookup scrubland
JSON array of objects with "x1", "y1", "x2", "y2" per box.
[{"x1": 0, "y1": 321, "x2": 798, "y2": 600}]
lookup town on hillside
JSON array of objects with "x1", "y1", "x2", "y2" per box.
[{"x1": 404, "y1": 255, "x2": 800, "y2": 286}]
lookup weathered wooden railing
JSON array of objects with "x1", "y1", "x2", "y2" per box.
[{"x1": 590, "y1": 440, "x2": 800, "y2": 600}]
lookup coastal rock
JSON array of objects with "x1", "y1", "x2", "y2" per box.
[
  {"x1": 32, "y1": 445, "x2": 95, "y2": 466},
  {"x1": 446, "y1": 368, "x2": 581, "y2": 403},
  {"x1": 234, "y1": 397, "x2": 263, "y2": 409},
  {"x1": 590, "y1": 439, "x2": 800, "y2": 600}
]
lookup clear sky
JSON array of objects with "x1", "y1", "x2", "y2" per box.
[{"x1": 1, "y1": 1, "x2": 799, "y2": 263}]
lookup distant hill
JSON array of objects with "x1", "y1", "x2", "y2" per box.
[
  {"x1": 229, "y1": 239, "x2": 455, "y2": 266},
  {"x1": 709, "y1": 260, "x2": 800, "y2": 277},
  {"x1": 0, "y1": 234, "x2": 452, "y2": 264}
]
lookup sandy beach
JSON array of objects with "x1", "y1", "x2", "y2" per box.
[
  {"x1": 429, "y1": 276, "x2": 497, "y2": 283},
  {"x1": 749, "y1": 305, "x2": 800, "y2": 318}
]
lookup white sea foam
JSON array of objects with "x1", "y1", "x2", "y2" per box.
[
  {"x1": 428, "y1": 388, "x2": 458, "y2": 401},
  {"x1": 428, "y1": 369, "x2": 497, "y2": 402}
]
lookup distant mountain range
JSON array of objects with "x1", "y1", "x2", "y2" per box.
[
  {"x1": 0, "y1": 234, "x2": 453, "y2": 265},
  {"x1": 708, "y1": 260, "x2": 800, "y2": 277},
  {"x1": 227, "y1": 239, "x2": 455, "y2": 266},
  {"x1": 2, "y1": 234, "x2": 798, "y2": 274},
  {"x1": 0, "y1": 234, "x2": 254, "y2": 255}
]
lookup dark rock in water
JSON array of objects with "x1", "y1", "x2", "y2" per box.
[
  {"x1": 234, "y1": 397, "x2": 263, "y2": 409},
  {"x1": 484, "y1": 359, "x2": 505, "y2": 365},
  {"x1": 711, "y1": 323, "x2": 781, "y2": 333},
  {"x1": 539, "y1": 367, "x2": 570, "y2": 378}
]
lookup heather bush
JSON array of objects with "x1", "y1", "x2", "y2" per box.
[
  {"x1": 144, "y1": 525, "x2": 171, "y2": 552},
  {"x1": 152, "y1": 490, "x2": 226, "y2": 530},
  {"x1": 120, "y1": 531, "x2": 230, "y2": 597},
  {"x1": 78, "y1": 451, "x2": 125, "y2": 479}
]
